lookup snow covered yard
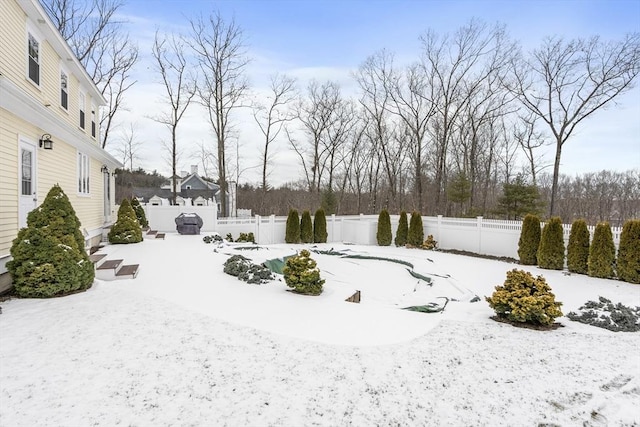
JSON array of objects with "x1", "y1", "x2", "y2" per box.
[{"x1": 1, "y1": 234, "x2": 639, "y2": 426}]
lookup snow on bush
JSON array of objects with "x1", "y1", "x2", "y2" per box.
[
  {"x1": 223, "y1": 255, "x2": 274, "y2": 284},
  {"x1": 567, "y1": 297, "x2": 640, "y2": 332}
]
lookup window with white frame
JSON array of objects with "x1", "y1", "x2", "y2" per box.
[
  {"x1": 79, "y1": 92, "x2": 85, "y2": 129},
  {"x1": 60, "y1": 69, "x2": 68, "y2": 110},
  {"x1": 27, "y1": 31, "x2": 40, "y2": 85},
  {"x1": 78, "y1": 152, "x2": 90, "y2": 194},
  {"x1": 91, "y1": 104, "x2": 96, "y2": 138}
]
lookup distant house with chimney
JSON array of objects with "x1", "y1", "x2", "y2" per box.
[{"x1": 133, "y1": 165, "x2": 237, "y2": 216}]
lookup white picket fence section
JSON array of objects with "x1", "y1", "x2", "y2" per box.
[{"x1": 142, "y1": 205, "x2": 622, "y2": 259}]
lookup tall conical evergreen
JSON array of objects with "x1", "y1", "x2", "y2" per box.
[
  {"x1": 313, "y1": 208, "x2": 328, "y2": 243},
  {"x1": 518, "y1": 214, "x2": 541, "y2": 265},
  {"x1": 408, "y1": 211, "x2": 424, "y2": 247},
  {"x1": 395, "y1": 211, "x2": 408, "y2": 247},
  {"x1": 300, "y1": 210, "x2": 313, "y2": 243},
  {"x1": 7, "y1": 184, "x2": 94, "y2": 298},
  {"x1": 617, "y1": 219, "x2": 640, "y2": 284},
  {"x1": 108, "y1": 199, "x2": 143, "y2": 244},
  {"x1": 567, "y1": 219, "x2": 590, "y2": 274},
  {"x1": 537, "y1": 217, "x2": 565, "y2": 270},
  {"x1": 285, "y1": 209, "x2": 300, "y2": 244},
  {"x1": 376, "y1": 209, "x2": 392, "y2": 246},
  {"x1": 588, "y1": 222, "x2": 616, "y2": 279},
  {"x1": 130, "y1": 197, "x2": 148, "y2": 228}
]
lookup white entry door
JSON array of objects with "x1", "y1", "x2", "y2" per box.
[{"x1": 18, "y1": 141, "x2": 37, "y2": 229}]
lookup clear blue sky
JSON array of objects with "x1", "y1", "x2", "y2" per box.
[{"x1": 116, "y1": 0, "x2": 640, "y2": 184}]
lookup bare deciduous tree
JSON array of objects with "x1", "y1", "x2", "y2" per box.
[
  {"x1": 115, "y1": 122, "x2": 142, "y2": 171},
  {"x1": 252, "y1": 74, "x2": 297, "y2": 195},
  {"x1": 42, "y1": 0, "x2": 138, "y2": 149},
  {"x1": 189, "y1": 12, "x2": 249, "y2": 217},
  {"x1": 508, "y1": 34, "x2": 640, "y2": 215},
  {"x1": 151, "y1": 30, "x2": 196, "y2": 204}
]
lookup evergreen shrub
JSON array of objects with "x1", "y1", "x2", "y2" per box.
[
  {"x1": 423, "y1": 235, "x2": 437, "y2": 250},
  {"x1": 588, "y1": 222, "x2": 616, "y2": 279},
  {"x1": 408, "y1": 211, "x2": 424, "y2": 247},
  {"x1": 617, "y1": 219, "x2": 640, "y2": 284},
  {"x1": 108, "y1": 199, "x2": 143, "y2": 244},
  {"x1": 537, "y1": 216, "x2": 565, "y2": 270},
  {"x1": 486, "y1": 269, "x2": 563, "y2": 326},
  {"x1": 376, "y1": 209, "x2": 392, "y2": 246},
  {"x1": 285, "y1": 209, "x2": 300, "y2": 244},
  {"x1": 395, "y1": 211, "x2": 408, "y2": 247},
  {"x1": 567, "y1": 219, "x2": 590, "y2": 274},
  {"x1": 313, "y1": 209, "x2": 328, "y2": 243},
  {"x1": 283, "y1": 249, "x2": 324, "y2": 295},
  {"x1": 518, "y1": 214, "x2": 541, "y2": 265},
  {"x1": 300, "y1": 210, "x2": 313, "y2": 243},
  {"x1": 130, "y1": 197, "x2": 148, "y2": 228},
  {"x1": 7, "y1": 184, "x2": 94, "y2": 298}
]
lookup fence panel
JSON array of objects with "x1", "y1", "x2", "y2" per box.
[{"x1": 144, "y1": 205, "x2": 217, "y2": 232}]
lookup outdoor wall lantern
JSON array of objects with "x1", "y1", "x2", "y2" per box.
[
  {"x1": 39, "y1": 134, "x2": 54, "y2": 150},
  {"x1": 101, "y1": 165, "x2": 109, "y2": 174}
]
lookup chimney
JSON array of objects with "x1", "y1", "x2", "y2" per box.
[{"x1": 191, "y1": 165, "x2": 198, "y2": 175}]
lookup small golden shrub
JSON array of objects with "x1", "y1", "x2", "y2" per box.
[{"x1": 486, "y1": 269, "x2": 563, "y2": 326}]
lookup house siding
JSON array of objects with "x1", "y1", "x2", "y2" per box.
[{"x1": 0, "y1": 0, "x2": 122, "y2": 288}]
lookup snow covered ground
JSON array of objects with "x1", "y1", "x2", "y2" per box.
[{"x1": 1, "y1": 234, "x2": 639, "y2": 426}]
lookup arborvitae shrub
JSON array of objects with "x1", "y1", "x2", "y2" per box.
[
  {"x1": 567, "y1": 219, "x2": 590, "y2": 274},
  {"x1": 537, "y1": 216, "x2": 565, "y2": 270},
  {"x1": 108, "y1": 199, "x2": 143, "y2": 244},
  {"x1": 300, "y1": 210, "x2": 313, "y2": 243},
  {"x1": 285, "y1": 209, "x2": 300, "y2": 244},
  {"x1": 130, "y1": 197, "x2": 148, "y2": 228},
  {"x1": 588, "y1": 222, "x2": 616, "y2": 279},
  {"x1": 486, "y1": 269, "x2": 563, "y2": 326},
  {"x1": 7, "y1": 184, "x2": 94, "y2": 298},
  {"x1": 518, "y1": 214, "x2": 541, "y2": 265},
  {"x1": 617, "y1": 219, "x2": 640, "y2": 284},
  {"x1": 313, "y1": 209, "x2": 328, "y2": 243},
  {"x1": 395, "y1": 211, "x2": 408, "y2": 247},
  {"x1": 408, "y1": 211, "x2": 424, "y2": 247},
  {"x1": 376, "y1": 209, "x2": 392, "y2": 246},
  {"x1": 283, "y1": 249, "x2": 324, "y2": 295}
]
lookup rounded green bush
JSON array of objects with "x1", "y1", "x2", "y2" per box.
[
  {"x1": 285, "y1": 209, "x2": 300, "y2": 244},
  {"x1": 538, "y1": 216, "x2": 565, "y2": 270},
  {"x1": 486, "y1": 269, "x2": 563, "y2": 326},
  {"x1": 7, "y1": 184, "x2": 94, "y2": 298},
  {"x1": 588, "y1": 222, "x2": 616, "y2": 279},
  {"x1": 300, "y1": 210, "x2": 313, "y2": 243},
  {"x1": 377, "y1": 209, "x2": 392, "y2": 246},
  {"x1": 283, "y1": 249, "x2": 324, "y2": 295},
  {"x1": 518, "y1": 214, "x2": 541, "y2": 265},
  {"x1": 313, "y1": 209, "x2": 328, "y2": 243},
  {"x1": 395, "y1": 211, "x2": 408, "y2": 247},
  {"x1": 408, "y1": 211, "x2": 424, "y2": 247},
  {"x1": 567, "y1": 219, "x2": 590, "y2": 274},
  {"x1": 617, "y1": 219, "x2": 640, "y2": 284},
  {"x1": 108, "y1": 199, "x2": 143, "y2": 244}
]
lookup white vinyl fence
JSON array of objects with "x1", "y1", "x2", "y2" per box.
[{"x1": 142, "y1": 205, "x2": 622, "y2": 259}]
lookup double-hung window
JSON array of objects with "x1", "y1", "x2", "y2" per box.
[
  {"x1": 91, "y1": 105, "x2": 96, "y2": 138},
  {"x1": 78, "y1": 152, "x2": 90, "y2": 195},
  {"x1": 79, "y1": 92, "x2": 86, "y2": 129},
  {"x1": 60, "y1": 70, "x2": 68, "y2": 110},
  {"x1": 27, "y1": 32, "x2": 40, "y2": 85}
]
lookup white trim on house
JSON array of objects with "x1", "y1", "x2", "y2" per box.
[
  {"x1": 0, "y1": 75, "x2": 121, "y2": 168},
  {"x1": 17, "y1": 0, "x2": 105, "y2": 105}
]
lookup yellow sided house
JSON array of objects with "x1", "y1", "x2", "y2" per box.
[{"x1": 0, "y1": 0, "x2": 122, "y2": 291}]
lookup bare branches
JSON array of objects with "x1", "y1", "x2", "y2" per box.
[
  {"x1": 188, "y1": 12, "x2": 249, "y2": 217},
  {"x1": 42, "y1": 0, "x2": 138, "y2": 149},
  {"x1": 508, "y1": 33, "x2": 640, "y2": 215}
]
